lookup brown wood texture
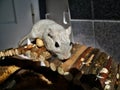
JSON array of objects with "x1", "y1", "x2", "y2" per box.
[
  {"x1": 0, "y1": 43, "x2": 119, "y2": 90},
  {"x1": 72, "y1": 47, "x2": 94, "y2": 70},
  {"x1": 58, "y1": 44, "x2": 87, "y2": 75}
]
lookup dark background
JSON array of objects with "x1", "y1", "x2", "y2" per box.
[{"x1": 69, "y1": 0, "x2": 120, "y2": 20}]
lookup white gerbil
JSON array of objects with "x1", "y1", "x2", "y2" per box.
[{"x1": 18, "y1": 19, "x2": 72, "y2": 60}]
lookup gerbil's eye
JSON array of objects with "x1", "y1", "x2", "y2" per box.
[
  {"x1": 48, "y1": 33, "x2": 53, "y2": 38},
  {"x1": 70, "y1": 42, "x2": 73, "y2": 46},
  {"x1": 55, "y1": 42, "x2": 59, "y2": 48}
]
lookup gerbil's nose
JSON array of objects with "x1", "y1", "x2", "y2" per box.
[
  {"x1": 64, "y1": 53, "x2": 71, "y2": 59},
  {"x1": 57, "y1": 53, "x2": 71, "y2": 60}
]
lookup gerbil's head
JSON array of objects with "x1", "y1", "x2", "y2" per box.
[{"x1": 43, "y1": 24, "x2": 72, "y2": 60}]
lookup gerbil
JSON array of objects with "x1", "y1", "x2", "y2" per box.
[{"x1": 19, "y1": 19, "x2": 72, "y2": 60}]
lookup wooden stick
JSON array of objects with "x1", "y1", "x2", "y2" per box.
[
  {"x1": 85, "y1": 54, "x2": 95, "y2": 66},
  {"x1": 72, "y1": 47, "x2": 94, "y2": 70},
  {"x1": 87, "y1": 48, "x2": 100, "y2": 74},
  {"x1": 0, "y1": 44, "x2": 34, "y2": 58},
  {"x1": 39, "y1": 74, "x2": 52, "y2": 84},
  {"x1": 98, "y1": 57, "x2": 112, "y2": 87},
  {"x1": 0, "y1": 65, "x2": 20, "y2": 84},
  {"x1": 78, "y1": 54, "x2": 95, "y2": 75},
  {"x1": 92, "y1": 52, "x2": 108, "y2": 74},
  {"x1": 69, "y1": 48, "x2": 95, "y2": 78},
  {"x1": 58, "y1": 45, "x2": 87, "y2": 75},
  {"x1": 0, "y1": 43, "x2": 52, "y2": 63}
]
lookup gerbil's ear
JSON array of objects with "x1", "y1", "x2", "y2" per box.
[
  {"x1": 66, "y1": 26, "x2": 71, "y2": 35},
  {"x1": 48, "y1": 28, "x2": 54, "y2": 34}
]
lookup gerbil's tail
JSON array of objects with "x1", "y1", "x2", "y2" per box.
[{"x1": 18, "y1": 34, "x2": 29, "y2": 46}]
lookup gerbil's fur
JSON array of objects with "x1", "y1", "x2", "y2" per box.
[{"x1": 19, "y1": 19, "x2": 72, "y2": 60}]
